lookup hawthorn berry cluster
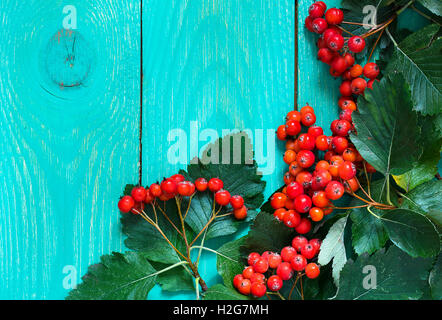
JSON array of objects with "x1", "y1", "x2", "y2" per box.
[
  {"x1": 274, "y1": 104, "x2": 377, "y2": 229},
  {"x1": 118, "y1": 174, "x2": 248, "y2": 220},
  {"x1": 305, "y1": 2, "x2": 380, "y2": 96},
  {"x1": 233, "y1": 235, "x2": 321, "y2": 298}
]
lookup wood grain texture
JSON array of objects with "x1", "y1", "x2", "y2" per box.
[
  {"x1": 0, "y1": 0, "x2": 140, "y2": 299},
  {"x1": 141, "y1": 0, "x2": 294, "y2": 299}
]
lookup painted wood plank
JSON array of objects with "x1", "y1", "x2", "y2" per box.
[
  {"x1": 0, "y1": 0, "x2": 140, "y2": 299},
  {"x1": 142, "y1": 0, "x2": 294, "y2": 299}
]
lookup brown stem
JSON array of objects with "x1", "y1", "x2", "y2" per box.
[
  {"x1": 368, "y1": 28, "x2": 385, "y2": 62},
  {"x1": 288, "y1": 273, "x2": 302, "y2": 300},
  {"x1": 188, "y1": 261, "x2": 209, "y2": 292},
  {"x1": 153, "y1": 203, "x2": 183, "y2": 237}
]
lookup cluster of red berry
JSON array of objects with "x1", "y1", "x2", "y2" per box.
[
  {"x1": 305, "y1": 2, "x2": 380, "y2": 96},
  {"x1": 233, "y1": 236, "x2": 321, "y2": 298},
  {"x1": 117, "y1": 175, "x2": 248, "y2": 220},
  {"x1": 274, "y1": 103, "x2": 376, "y2": 228}
]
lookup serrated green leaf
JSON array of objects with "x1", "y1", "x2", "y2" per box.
[
  {"x1": 203, "y1": 284, "x2": 251, "y2": 300},
  {"x1": 335, "y1": 246, "x2": 433, "y2": 299},
  {"x1": 151, "y1": 261, "x2": 194, "y2": 292},
  {"x1": 418, "y1": 0, "x2": 442, "y2": 17},
  {"x1": 67, "y1": 252, "x2": 156, "y2": 300},
  {"x1": 382, "y1": 209, "x2": 440, "y2": 257},
  {"x1": 243, "y1": 212, "x2": 293, "y2": 255},
  {"x1": 386, "y1": 24, "x2": 442, "y2": 115},
  {"x1": 351, "y1": 73, "x2": 422, "y2": 176},
  {"x1": 400, "y1": 179, "x2": 442, "y2": 218},
  {"x1": 429, "y1": 253, "x2": 442, "y2": 299},
  {"x1": 182, "y1": 132, "x2": 265, "y2": 240},
  {"x1": 216, "y1": 237, "x2": 247, "y2": 289},
  {"x1": 318, "y1": 216, "x2": 348, "y2": 286}
]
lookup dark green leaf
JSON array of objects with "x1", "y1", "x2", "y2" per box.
[
  {"x1": 350, "y1": 73, "x2": 422, "y2": 176},
  {"x1": 335, "y1": 246, "x2": 433, "y2": 299},
  {"x1": 183, "y1": 132, "x2": 265, "y2": 240},
  {"x1": 429, "y1": 253, "x2": 442, "y2": 299},
  {"x1": 203, "y1": 284, "x2": 250, "y2": 300},
  {"x1": 400, "y1": 179, "x2": 442, "y2": 217},
  {"x1": 151, "y1": 261, "x2": 194, "y2": 292},
  {"x1": 418, "y1": 0, "x2": 442, "y2": 16},
  {"x1": 217, "y1": 237, "x2": 247, "y2": 289},
  {"x1": 382, "y1": 209, "x2": 440, "y2": 257},
  {"x1": 67, "y1": 252, "x2": 156, "y2": 300},
  {"x1": 386, "y1": 24, "x2": 442, "y2": 115}
]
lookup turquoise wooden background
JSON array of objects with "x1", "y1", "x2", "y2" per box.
[{"x1": 0, "y1": 0, "x2": 434, "y2": 300}]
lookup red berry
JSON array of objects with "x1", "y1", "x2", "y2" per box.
[
  {"x1": 312, "y1": 190, "x2": 330, "y2": 208},
  {"x1": 325, "y1": 181, "x2": 345, "y2": 200},
  {"x1": 250, "y1": 282, "x2": 266, "y2": 298},
  {"x1": 309, "y1": 239, "x2": 322, "y2": 253},
  {"x1": 208, "y1": 178, "x2": 223, "y2": 192},
  {"x1": 296, "y1": 150, "x2": 315, "y2": 168},
  {"x1": 298, "y1": 134, "x2": 315, "y2": 150},
  {"x1": 292, "y1": 236, "x2": 308, "y2": 252},
  {"x1": 351, "y1": 77, "x2": 367, "y2": 95},
  {"x1": 194, "y1": 178, "x2": 208, "y2": 192},
  {"x1": 295, "y1": 218, "x2": 312, "y2": 234},
  {"x1": 301, "y1": 243, "x2": 317, "y2": 259},
  {"x1": 301, "y1": 112, "x2": 316, "y2": 127},
  {"x1": 326, "y1": 33, "x2": 344, "y2": 51},
  {"x1": 281, "y1": 246, "x2": 297, "y2": 262},
  {"x1": 312, "y1": 18, "x2": 328, "y2": 34},
  {"x1": 170, "y1": 174, "x2": 185, "y2": 184},
  {"x1": 149, "y1": 183, "x2": 162, "y2": 197},
  {"x1": 332, "y1": 136, "x2": 349, "y2": 154},
  {"x1": 118, "y1": 196, "x2": 135, "y2": 213},
  {"x1": 233, "y1": 274, "x2": 244, "y2": 288},
  {"x1": 331, "y1": 56, "x2": 348, "y2": 74},
  {"x1": 317, "y1": 48, "x2": 335, "y2": 64},
  {"x1": 296, "y1": 171, "x2": 313, "y2": 189},
  {"x1": 233, "y1": 206, "x2": 248, "y2": 220},
  {"x1": 144, "y1": 189, "x2": 155, "y2": 204},
  {"x1": 309, "y1": 207, "x2": 324, "y2": 222},
  {"x1": 270, "y1": 192, "x2": 287, "y2": 209},
  {"x1": 348, "y1": 36, "x2": 366, "y2": 53},
  {"x1": 290, "y1": 254, "x2": 308, "y2": 271},
  {"x1": 325, "y1": 8, "x2": 344, "y2": 25},
  {"x1": 315, "y1": 135, "x2": 329, "y2": 151},
  {"x1": 177, "y1": 181, "x2": 195, "y2": 197},
  {"x1": 323, "y1": 27, "x2": 341, "y2": 43},
  {"x1": 339, "y1": 109, "x2": 353, "y2": 122},
  {"x1": 363, "y1": 62, "x2": 380, "y2": 79},
  {"x1": 238, "y1": 278, "x2": 252, "y2": 295},
  {"x1": 230, "y1": 195, "x2": 244, "y2": 209},
  {"x1": 307, "y1": 125, "x2": 324, "y2": 138},
  {"x1": 250, "y1": 272, "x2": 265, "y2": 284},
  {"x1": 286, "y1": 182, "x2": 304, "y2": 199},
  {"x1": 309, "y1": 2, "x2": 326, "y2": 18},
  {"x1": 283, "y1": 210, "x2": 301, "y2": 228},
  {"x1": 276, "y1": 262, "x2": 294, "y2": 280},
  {"x1": 242, "y1": 266, "x2": 254, "y2": 279},
  {"x1": 332, "y1": 119, "x2": 352, "y2": 137},
  {"x1": 339, "y1": 161, "x2": 357, "y2": 180},
  {"x1": 131, "y1": 186, "x2": 147, "y2": 202},
  {"x1": 253, "y1": 257, "x2": 269, "y2": 274},
  {"x1": 215, "y1": 189, "x2": 231, "y2": 206},
  {"x1": 248, "y1": 252, "x2": 261, "y2": 266},
  {"x1": 268, "y1": 253, "x2": 282, "y2": 269},
  {"x1": 267, "y1": 275, "x2": 283, "y2": 292},
  {"x1": 339, "y1": 81, "x2": 352, "y2": 97},
  {"x1": 286, "y1": 119, "x2": 302, "y2": 136},
  {"x1": 294, "y1": 195, "x2": 312, "y2": 213},
  {"x1": 305, "y1": 263, "x2": 320, "y2": 279},
  {"x1": 343, "y1": 53, "x2": 355, "y2": 67},
  {"x1": 161, "y1": 178, "x2": 177, "y2": 195},
  {"x1": 276, "y1": 125, "x2": 287, "y2": 140},
  {"x1": 305, "y1": 16, "x2": 315, "y2": 33}
]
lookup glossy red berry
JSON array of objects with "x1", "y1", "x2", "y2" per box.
[
  {"x1": 309, "y1": 2, "x2": 326, "y2": 18},
  {"x1": 315, "y1": 135, "x2": 329, "y2": 151},
  {"x1": 286, "y1": 182, "x2": 304, "y2": 199},
  {"x1": 250, "y1": 282, "x2": 266, "y2": 298},
  {"x1": 283, "y1": 210, "x2": 301, "y2": 228},
  {"x1": 268, "y1": 253, "x2": 282, "y2": 269},
  {"x1": 208, "y1": 178, "x2": 223, "y2": 192},
  {"x1": 298, "y1": 134, "x2": 316, "y2": 150},
  {"x1": 312, "y1": 18, "x2": 328, "y2": 34},
  {"x1": 339, "y1": 109, "x2": 353, "y2": 122},
  {"x1": 242, "y1": 266, "x2": 254, "y2": 279},
  {"x1": 296, "y1": 150, "x2": 315, "y2": 168},
  {"x1": 332, "y1": 136, "x2": 349, "y2": 154},
  {"x1": 363, "y1": 62, "x2": 380, "y2": 79},
  {"x1": 309, "y1": 238, "x2": 322, "y2": 253},
  {"x1": 267, "y1": 275, "x2": 283, "y2": 292},
  {"x1": 312, "y1": 190, "x2": 330, "y2": 208},
  {"x1": 301, "y1": 112, "x2": 316, "y2": 126},
  {"x1": 149, "y1": 183, "x2": 162, "y2": 197},
  {"x1": 305, "y1": 16, "x2": 315, "y2": 33},
  {"x1": 326, "y1": 33, "x2": 344, "y2": 51},
  {"x1": 161, "y1": 178, "x2": 177, "y2": 195},
  {"x1": 331, "y1": 56, "x2": 348, "y2": 74},
  {"x1": 234, "y1": 206, "x2": 248, "y2": 220},
  {"x1": 170, "y1": 174, "x2": 185, "y2": 184},
  {"x1": 238, "y1": 278, "x2": 252, "y2": 295},
  {"x1": 215, "y1": 189, "x2": 231, "y2": 206},
  {"x1": 325, "y1": 8, "x2": 344, "y2": 25},
  {"x1": 307, "y1": 125, "x2": 324, "y2": 138},
  {"x1": 131, "y1": 186, "x2": 147, "y2": 202},
  {"x1": 295, "y1": 218, "x2": 312, "y2": 234},
  {"x1": 294, "y1": 194, "x2": 312, "y2": 213},
  {"x1": 270, "y1": 192, "x2": 287, "y2": 209},
  {"x1": 348, "y1": 36, "x2": 366, "y2": 53},
  {"x1": 339, "y1": 81, "x2": 352, "y2": 97},
  {"x1": 332, "y1": 119, "x2": 352, "y2": 137},
  {"x1": 309, "y1": 207, "x2": 324, "y2": 222},
  {"x1": 317, "y1": 47, "x2": 335, "y2": 64},
  {"x1": 292, "y1": 236, "x2": 308, "y2": 252},
  {"x1": 177, "y1": 181, "x2": 195, "y2": 197},
  {"x1": 291, "y1": 254, "x2": 308, "y2": 271},
  {"x1": 301, "y1": 243, "x2": 317, "y2": 259},
  {"x1": 118, "y1": 196, "x2": 135, "y2": 213},
  {"x1": 343, "y1": 53, "x2": 355, "y2": 67},
  {"x1": 325, "y1": 181, "x2": 345, "y2": 200},
  {"x1": 233, "y1": 274, "x2": 244, "y2": 288},
  {"x1": 305, "y1": 263, "x2": 321, "y2": 279},
  {"x1": 351, "y1": 77, "x2": 367, "y2": 95},
  {"x1": 285, "y1": 119, "x2": 302, "y2": 136},
  {"x1": 144, "y1": 189, "x2": 155, "y2": 204},
  {"x1": 248, "y1": 252, "x2": 261, "y2": 266},
  {"x1": 277, "y1": 262, "x2": 294, "y2": 280},
  {"x1": 281, "y1": 246, "x2": 297, "y2": 262},
  {"x1": 339, "y1": 161, "x2": 357, "y2": 180},
  {"x1": 194, "y1": 178, "x2": 208, "y2": 191},
  {"x1": 276, "y1": 125, "x2": 287, "y2": 140},
  {"x1": 253, "y1": 257, "x2": 269, "y2": 274},
  {"x1": 250, "y1": 272, "x2": 265, "y2": 284},
  {"x1": 230, "y1": 195, "x2": 244, "y2": 209}
]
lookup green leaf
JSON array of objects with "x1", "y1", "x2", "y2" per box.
[
  {"x1": 243, "y1": 212, "x2": 293, "y2": 254},
  {"x1": 429, "y1": 253, "x2": 442, "y2": 299},
  {"x1": 418, "y1": 0, "x2": 442, "y2": 17},
  {"x1": 386, "y1": 24, "x2": 442, "y2": 115},
  {"x1": 151, "y1": 261, "x2": 194, "y2": 292},
  {"x1": 350, "y1": 73, "x2": 422, "y2": 176},
  {"x1": 216, "y1": 237, "x2": 247, "y2": 289},
  {"x1": 318, "y1": 216, "x2": 348, "y2": 286},
  {"x1": 183, "y1": 132, "x2": 265, "y2": 239},
  {"x1": 67, "y1": 252, "x2": 156, "y2": 300},
  {"x1": 382, "y1": 209, "x2": 440, "y2": 258},
  {"x1": 203, "y1": 284, "x2": 250, "y2": 300},
  {"x1": 350, "y1": 180, "x2": 390, "y2": 255},
  {"x1": 335, "y1": 246, "x2": 433, "y2": 299},
  {"x1": 400, "y1": 179, "x2": 442, "y2": 218}
]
